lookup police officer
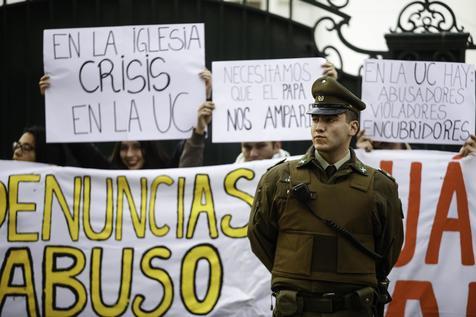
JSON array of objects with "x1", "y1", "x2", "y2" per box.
[{"x1": 248, "y1": 76, "x2": 404, "y2": 316}]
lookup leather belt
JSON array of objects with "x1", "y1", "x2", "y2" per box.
[{"x1": 301, "y1": 293, "x2": 347, "y2": 313}]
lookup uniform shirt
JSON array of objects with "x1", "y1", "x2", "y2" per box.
[
  {"x1": 314, "y1": 149, "x2": 350, "y2": 171},
  {"x1": 247, "y1": 146, "x2": 404, "y2": 292}
]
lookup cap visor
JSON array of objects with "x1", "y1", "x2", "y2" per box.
[{"x1": 306, "y1": 107, "x2": 347, "y2": 116}]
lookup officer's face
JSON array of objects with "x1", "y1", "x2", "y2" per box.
[
  {"x1": 311, "y1": 113, "x2": 358, "y2": 157},
  {"x1": 241, "y1": 142, "x2": 280, "y2": 161}
]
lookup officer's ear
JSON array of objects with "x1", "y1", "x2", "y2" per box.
[
  {"x1": 349, "y1": 120, "x2": 359, "y2": 137},
  {"x1": 344, "y1": 110, "x2": 359, "y2": 137}
]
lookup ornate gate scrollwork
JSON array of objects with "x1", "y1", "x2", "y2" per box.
[{"x1": 303, "y1": 0, "x2": 475, "y2": 74}]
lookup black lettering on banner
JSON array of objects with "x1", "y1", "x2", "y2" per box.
[
  {"x1": 113, "y1": 101, "x2": 128, "y2": 133},
  {"x1": 133, "y1": 25, "x2": 202, "y2": 53},
  {"x1": 128, "y1": 100, "x2": 143, "y2": 132},
  {"x1": 171, "y1": 92, "x2": 192, "y2": 133},
  {"x1": 52, "y1": 33, "x2": 80, "y2": 60},
  {"x1": 43, "y1": 246, "x2": 87, "y2": 317},
  {"x1": 71, "y1": 104, "x2": 102, "y2": 135},
  {"x1": 149, "y1": 57, "x2": 171, "y2": 92},
  {"x1": 231, "y1": 85, "x2": 251, "y2": 101},
  {"x1": 90, "y1": 247, "x2": 133, "y2": 316},
  {"x1": 132, "y1": 246, "x2": 174, "y2": 316},
  {"x1": 263, "y1": 104, "x2": 309, "y2": 129},
  {"x1": 152, "y1": 95, "x2": 172, "y2": 133},
  {"x1": 79, "y1": 61, "x2": 99, "y2": 93},
  {"x1": 0, "y1": 248, "x2": 39, "y2": 317},
  {"x1": 282, "y1": 82, "x2": 305, "y2": 100},
  {"x1": 93, "y1": 30, "x2": 118, "y2": 57},
  {"x1": 98, "y1": 58, "x2": 120, "y2": 93},
  {"x1": 152, "y1": 93, "x2": 192, "y2": 133},
  {"x1": 226, "y1": 107, "x2": 252, "y2": 131},
  {"x1": 180, "y1": 244, "x2": 223, "y2": 315},
  {"x1": 414, "y1": 62, "x2": 436, "y2": 86},
  {"x1": 126, "y1": 59, "x2": 147, "y2": 94},
  {"x1": 366, "y1": 119, "x2": 471, "y2": 142}
]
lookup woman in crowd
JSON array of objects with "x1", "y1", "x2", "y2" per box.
[{"x1": 12, "y1": 125, "x2": 65, "y2": 165}]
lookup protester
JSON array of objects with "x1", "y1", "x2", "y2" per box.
[
  {"x1": 248, "y1": 76, "x2": 403, "y2": 316},
  {"x1": 12, "y1": 125, "x2": 65, "y2": 165},
  {"x1": 356, "y1": 129, "x2": 411, "y2": 151},
  {"x1": 356, "y1": 129, "x2": 476, "y2": 158},
  {"x1": 234, "y1": 61, "x2": 338, "y2": 162},
  {"x1": 39, "y1": 70, "x2": 214, "y2": 169},
  {"x1": 235, "y1": 141, "x2": 290, "y2": 163}
]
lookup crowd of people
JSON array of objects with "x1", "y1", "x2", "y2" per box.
[{"x1": 10, "y1": 61, "x2": 476, "y2": 169}]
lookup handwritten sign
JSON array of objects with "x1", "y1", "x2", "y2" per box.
[
  {"x1": 212, "y1": 57, "x2": 326, "y2": 142},
  {"x1": 361, "y1": 59, "x2": 475, "y2": 145},
  {"x1": 43, "y1": 24, "x2": 205, "y2": 143}
]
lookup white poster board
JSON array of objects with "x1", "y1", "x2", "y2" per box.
[
  {"x1": 212, "y1": 57, "x2": 326, "y2": 142},
  {"x1": 361, "y1": 59, "x2": 475, "y2": 145},
  {"x1": 43, "y1": 24, "x2": 205, "y2": 143}
]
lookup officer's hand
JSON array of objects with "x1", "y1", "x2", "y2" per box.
[
  {"x1": 356, "y1": 129, "x2": 373, "y2": 152},
  {"x1": 195, "y1": 101, "x2": 215, "y2": 135},
  {"x1": 39, "y1": 75, "x2": 50, "y2": 95},
  {"x1": 322, "y1": 61, "x2": 338, "y2": 80},
  {"x1": 458, "y1": 134, "x2": 476, "y2": 157},
  {"x1": 199, "y1": 68, "x2": 212, "y2": 100}
]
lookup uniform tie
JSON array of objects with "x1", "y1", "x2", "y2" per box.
[{"x1": 325, "y1": 165, "x2": 337, "y2": 178}]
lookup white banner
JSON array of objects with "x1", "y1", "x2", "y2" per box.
[
  {"x1": 212, "y1": 57, "x2": 326, "y2": 142},
  {"x1": 0, "y1": 150, "x2": 475, "y2": 316},
  {"x1": 43, "y1": 24, "x2": 205, "y2": 143},
  {"x1": 361, "y1": 59, "x2": 475, "y2": 145}
]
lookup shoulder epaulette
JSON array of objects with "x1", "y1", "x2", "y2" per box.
[
  {"x1": 377, "y1": 168, "x2": 396, "y2": 182},
  {"x1": 266, "y1": 158, "x2": 287, "y2": 171}
]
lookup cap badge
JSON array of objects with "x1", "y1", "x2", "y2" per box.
[{"x1": 317, "y1": 96, "x2": 324, "y2": 102}]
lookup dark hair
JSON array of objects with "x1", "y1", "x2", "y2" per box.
[
  {"x1": 344, "y1": 109, "x2": 360, "y2": 133},
  {"x1": 22, "y1": 126, "x2": 66, "y2": 165},
  {"x1": 110, "y1": 140, "x2": 171, "y2": 169}
]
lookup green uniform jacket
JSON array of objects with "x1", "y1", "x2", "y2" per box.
[{"x1": 247, "y1": 147, "x2": 404, "y2": 292}]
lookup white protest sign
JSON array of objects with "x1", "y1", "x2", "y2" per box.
[
  {"x1": 212, "y1": 57, "x2": 326, "y2": 142},
  {"x1": 43, "y1": 24, "x2": 205, "y2": 143},
  {"x1": 361, "y1": 59, "x2": 475, "y2": 145}
]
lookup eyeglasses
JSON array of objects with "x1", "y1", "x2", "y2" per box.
[{"x1": 12, "y1": 141, "x2": 35, "y2": 153}]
